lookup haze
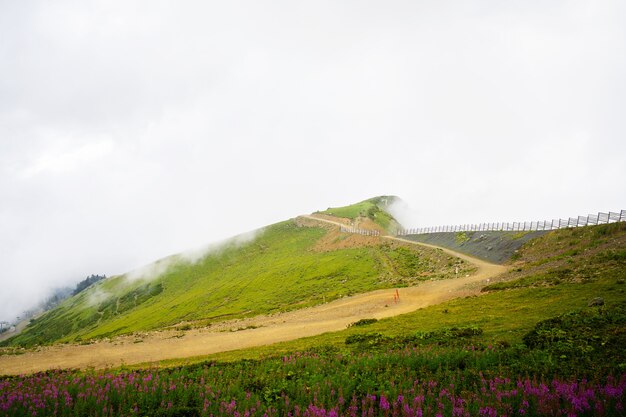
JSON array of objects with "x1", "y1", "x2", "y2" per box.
[{"x1": 1, "y1": 1, "x2": 625, "y2": 322}]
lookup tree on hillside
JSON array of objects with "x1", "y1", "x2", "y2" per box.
[{"x1": 72, "y1": 274, "x2": 107, "y2": 296}]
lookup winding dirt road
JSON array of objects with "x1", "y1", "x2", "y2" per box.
[{"x1": 0, "y1": 216, "x2": 508, "y2": 375}]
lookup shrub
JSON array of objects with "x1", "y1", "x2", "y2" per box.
[
  {"x1": 523, "y1": 303, "x2": 626, "y2": 372},
  {"x1": 348, "y1": 318, "x2": 378, "y2": 327}
]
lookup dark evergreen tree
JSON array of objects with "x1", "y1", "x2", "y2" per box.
[{"x1": 72, "y1": 274, "x2": 106, "y2": 296}]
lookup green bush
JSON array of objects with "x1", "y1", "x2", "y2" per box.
[
  {"x1": 415, "y1": 326, "x2": 483, "y2": 342},
  {"x1": 348, "y1": 318, "x2": 378, "y2": 327},
  {"x1": 523, "y1": 303, "x2": 626, "y2": 372}
]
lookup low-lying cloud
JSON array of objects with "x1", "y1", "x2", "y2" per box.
[
  {"x1": 86, "y1": 287, "x2": 110, "y2": 308},
  {"x1": 125, "y1": 227, "x2": 265, "y2": 282},
  {"x1": 385, "y1": 198, "x2": 422, "y2": 229}
]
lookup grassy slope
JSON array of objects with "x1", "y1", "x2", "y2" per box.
[
  {"x1": 154, "y1": 222, "x2": 626, "y2": 366},
  {"x1": 6, "y1": 220, "x2": 466, "y2": 347},
  {"x1": 318, "y1": 196, "x2": 400, "y2": 233}
]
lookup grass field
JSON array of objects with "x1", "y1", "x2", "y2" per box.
[
  {"x1": 4, "y1": 219, "x2": 468, "y2": 347},
  {"x1": 2, "y1": 344, "x2": 624, "y2": 416}
]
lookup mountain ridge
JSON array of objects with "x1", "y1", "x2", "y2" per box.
[{"x1": 3, "y1": 197, "x2": 472, "y2": 347}]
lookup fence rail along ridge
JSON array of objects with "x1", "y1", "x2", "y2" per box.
[
  {"x1": 339, "y1": 226, "x2": 380, "y2": 236},
  {"x1": 396, "y1": 210, "x2": 626, "y2": 236}
]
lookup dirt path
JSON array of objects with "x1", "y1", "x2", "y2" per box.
[
  {"x1": 0, "y1": 217, "x2": 508, "y2": 376},
  {"x1": 304, "y1": 214, "x2": 508, "y2": 281}
]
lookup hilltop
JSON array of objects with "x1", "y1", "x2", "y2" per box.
[{"x1": 316, "y1": 196, "x2": 401, "y2": 234}]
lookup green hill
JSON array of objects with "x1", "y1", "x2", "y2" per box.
[
  {"x1": 4, "y1": 211, "x2": 469, "y2": 347},
  {"x1": 3, "y1": 211, "x2": 625, "y2": 417},
  {"x1": 317, "y1": 196, "x2": 401, "y2": 233}
]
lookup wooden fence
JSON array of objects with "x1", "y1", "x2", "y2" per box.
[
  {"x1": 396, "y1": 210, "x2": 626, "y2": 236},
  {"x1": 339, "y1": 226, "x2": 380, "y2": 236}
]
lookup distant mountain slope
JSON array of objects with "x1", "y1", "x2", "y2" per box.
[
  {"x1": 5, "y1": 208, "x2": 470, "y2": 347},
  {"x1": 400, "y1": 230, "x2": 549, "y2": 264}
]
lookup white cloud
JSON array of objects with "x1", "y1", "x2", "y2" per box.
[{"x1": 0, "y1": 0, "x2": 624, "y2": 322}]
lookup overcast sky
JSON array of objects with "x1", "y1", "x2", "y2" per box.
[{"x1": 1, "y1": 1, "x2": 625, "y2": 322}]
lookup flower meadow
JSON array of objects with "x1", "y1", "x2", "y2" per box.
[{"x1": 1, "y1": 346, "x2": 624, "y2": 417}]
